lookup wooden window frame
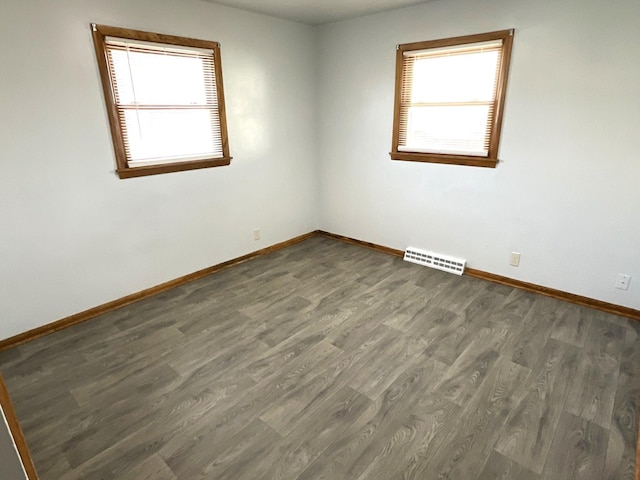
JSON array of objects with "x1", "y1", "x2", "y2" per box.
[
  {"x1": 91, "y1": 24, "x2": 232, "y2": 179},
  {"x1": 390, "y1": 29, "x2": 514, "y2": 168}
]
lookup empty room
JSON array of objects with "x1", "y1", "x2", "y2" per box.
[{"x1": 1, "y1": 0, "x2": 639, "y2": 479}]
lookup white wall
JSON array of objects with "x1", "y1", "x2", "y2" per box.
[
  {"x1": 0, "y1": 0, "x2": 318, "y2": 340},
  {"x1": 0, "y1": 407, "x2": 27, "y2": 480},
  {"x1": 317, "y1": 0, "x2": 640, "y2": 309},
  {"x1": 1, "y1": 0, "x2": 638, "y2": 342}
]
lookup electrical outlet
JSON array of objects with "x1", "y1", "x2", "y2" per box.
[
  {"x1": 253, "y1": 228, "x2": 260, "y2": 241},
  {"x1": 510, "y1": 252, "x2": 521, "y2": 267},
  {"x1": 615, "y1": 274, "x2": 631, "y2": 290}
]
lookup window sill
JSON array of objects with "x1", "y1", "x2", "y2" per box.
[
  {"x1": 117, "y1": 157, "x2": 232, "y2": 179},
  {"x1": 390, "y1": 152, "x2": 498, "y2": 168}
]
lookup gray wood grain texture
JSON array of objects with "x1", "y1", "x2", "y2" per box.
[
  {"x1": 541, "y1": 411, "x2": 608, "y2": 480},
  {"x1": 495, "y1": 338, "x2": 579, "y2": 474},
  {"x1": 0, "y1": 236, "x2": 638, "y2": 479},
  {"x1": 478, "y1": 451, "x2": 539, "y2": 480}
]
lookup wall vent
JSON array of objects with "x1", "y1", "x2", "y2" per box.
[{"x1": 404, "y1": 247, "x2": 466, "y2": 275}]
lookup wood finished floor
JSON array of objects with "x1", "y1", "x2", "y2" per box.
[{"x1": 0, "y1": 236, "x2": 639, "y2": 480}]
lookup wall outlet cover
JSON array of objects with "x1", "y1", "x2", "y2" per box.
[{"x1": 615, "y1": 274, "x2": 631, "y2": 290}]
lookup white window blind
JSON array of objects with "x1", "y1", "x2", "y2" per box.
[
  {"x1": 105, "y1": 37, "x2": 224, "y2": 166},
  {"x1": 399, "y1": 39, "x2": 503, "y2": 157}
]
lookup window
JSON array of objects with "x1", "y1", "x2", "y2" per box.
[
  {"x1": 391, "y1": 30, "x2": 514, "y2": 168},
  {"x1": 91, "y1": 24, "x2": 231, "y2": 178}
]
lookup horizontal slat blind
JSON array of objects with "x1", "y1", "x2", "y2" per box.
[
  {"x1": 398, "y1": 40, "x2": 503, "y2": 157},
  {"x1": 105, "y1": 38, "x2": 223, "y2": 166}
]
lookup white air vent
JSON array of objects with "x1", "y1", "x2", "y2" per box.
[{"x1": 404, "y1": 247, "x2": 466, "y2": 275}]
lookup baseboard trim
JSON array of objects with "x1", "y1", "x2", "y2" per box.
[
  {"x1": 317, "y1": 230, "x2": 640, "y2": 321},
  {"x1": 0, "y1": 375, "x2": 39, "y2": 479},
  {"x1": 464, "y1": 268, "x2": 640, "y2": 321},
  {"x1": 0, "y1": 231, "x2": 316, "y2": 352},
  {"x1": 2, "y1": 228, "x2": 638, "y2": 351},
  {"x1": 317, "y1": 230, "x2": 404, "y2": 257}
]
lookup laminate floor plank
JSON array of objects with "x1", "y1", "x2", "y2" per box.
[
  {"x1": 259, "y1": 326, "x2": 406, "y2": 435},
  {"x1": 402, "y1": 357, "x2": 530, "y2": 480},
  {"x1": 504, "y1": 296, "x2": 558, "y2": 369},
  {"x1": 0, "y1": 236, "x2": 638, "y2": 480},
  {"x1": 239, "y1": 331, "x2": 327, "y2": 383},
  {"x1": 495, "y1": 338, "x2": 580, "y2": 474},
  {"x1": 550, "y1": 303, "x2": 591, "y2": 347},
  {"x1": 323, "y1": 301, "x2": 392, "y2": 352},
  {"x1": 357, "y1": 272, "x2": 421, "y2": 306},
  {"x1": 477, "y1": 451, "x2": 539, "y2": 480},
  {"x1": 433, "y1": 315, "x2": 514, "y2": 407},
  {"x1": 167, "y1": 323, "x2": 269, "y2": 379},
  {"x1": 171, "y1": 418, "x2": 282, "y2": 480},
  {"x1": 119, "y1": 454, "x2": 177, "y2": 480},
  {"x1": 604, "y1": 320, "x2": 640, "y2": 480},
  {"x1": 420, "y1": 290, "x2": 516, "y2": 367},
  {"x1": 236, "y1": 385, "x2": 372, "y2": 480},
  {"x1": 565, "y1": 314, "x2": 625, "y2": 429},
  {"x1": 426, "y1": 274, "x2": 490, "y2": 314},
  {"x1": 346, "y1": 328, "x2": 431, "y2": 400},
  {"x1": 297, "y1": 360, "x2": 450, "y2": 480},
  {"x1": 380, "y1": 284, "x2": 454, "y2": 333},
  {"x1": 500, "y1": 288, "x2": 538, "y2": 317},
  {"x1": 60, "y1": 367, "x2": 230, "y2": 470},
  {"x1": 541, "y1": 411, "x2": 608, "y2": 480},
  {"x1": 352, "y1": 393, "x2": 460, "y2": 480},
  {"x1": 159, "y1": 340, "x2": 342, "y2": 464},
  {"x1": 58, "y1": 418, "x2": 180, "y2": 480}
]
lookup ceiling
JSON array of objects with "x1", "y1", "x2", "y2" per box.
[{"x1": 204, "y1": 0, "x2": 434, "y2": 25}]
